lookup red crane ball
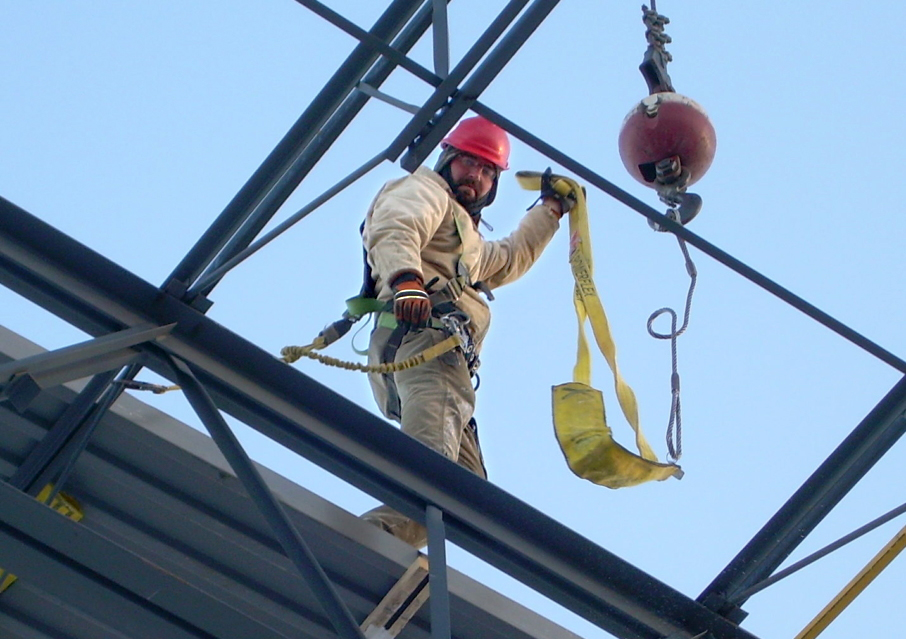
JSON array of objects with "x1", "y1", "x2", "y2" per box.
[{"x1": 618, "y1": 92, "x2": 717, "y2": 189}]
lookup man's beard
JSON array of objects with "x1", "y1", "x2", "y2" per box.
[
  {"x1": 453, "y1": 179, "x2": 482, "y2": 208},
  {"x1": 437, "y1": 160, "x2": 497, "y2": 217}
]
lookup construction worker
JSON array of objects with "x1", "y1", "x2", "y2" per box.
[{"x1": 360, "y1": 116, "x2": 573, "y2": 547}]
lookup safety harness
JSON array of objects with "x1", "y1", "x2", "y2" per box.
[
  {"x1": 374, "y1": 275, "x2": 481, "y2": 381},
  {"x1": 283, "y1": 149, "x2": 504, "y2": 374},
  {"x1": 281, "y1": 219, "x2": 485, "y2": 380},
  {"x1": 279, "y1": 276, "x2": 477, "y2": 374}
]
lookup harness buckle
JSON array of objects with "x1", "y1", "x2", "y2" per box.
[{"x1": 440, "y1": 311, "x2": 480, "y2": 376}]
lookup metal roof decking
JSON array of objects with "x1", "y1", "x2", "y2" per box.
[{"x1": 0, "y1": 324, "x2": 584, "y2": 639}]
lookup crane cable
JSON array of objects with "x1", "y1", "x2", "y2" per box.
[
  {"x1": 639, "y1": 0, "x2": 699, "y2": 462},
  {"x1": 646, "y1": 223, "x2": 697, "y2": 461}
]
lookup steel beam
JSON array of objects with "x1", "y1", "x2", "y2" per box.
[
  {"x1": 0, "y1": 196, "x2": 758, "y2": 639},
  {"x1": 190, "y1": 151, "x2": 389, "y2": 295},
  {"x1": 0, "y1": 480, "x2": 287, "y2": 639},
  {"x1": 9, "y1": 369, "x2": 121, "y2": 493},
  {"x1": 192, "y1": 0, "x2": 453, "y2": 297},
  {"x1": 427, "y1": 506, "x2": 451, "y2": 639},
  {"x1": 697, "y1": 377, "x2": 906, "y2": 622},
  {"x1": 398, "y1": 0, "x2": 559, "y2": 171},
  {"x1": 729, "y1": 500, "x2": 906, "y2": 604},
  {"x1": 432, "y1": 0, "x2": 450, "y2": 78},
  {"x1": 298, "y1": 0, "x2": 528, "y2": 168},
  {"x1": 355, "y1": 82, "x2": 421, "y2": 114},
  {"x1": 383, "y1": 0, "x2": 533, "y2": 168},
  {"x1": 166, "y1": 0, "x2": 424, "y2": 293},
  {"x1": 0, "y1": 324, "x2": 171, "y2": 391},
  {"x1": 170, "y1": 355, "x2": 365, "y2": 639},
  {"x1": 292, "y1": 0, "x2": 439, "y2": 86},
  {"x1": 37, "y1": 366, "x2": 144, "y2": 508},
  {"x1": 284, "y1": 0, "x2": 527, "y2": 165}
]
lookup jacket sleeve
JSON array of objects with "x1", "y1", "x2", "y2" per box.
[
  {"x1": 476, "y1": 204, "x2": 560, "y2": 289},
  {"x1": 364, "y1": 174, "x2": 449, "y2": 288}
]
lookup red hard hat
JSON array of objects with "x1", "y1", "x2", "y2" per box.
[
  {"x1": 618, "y1": 93, "x2": 716, "y2": 188},
  {"x1": 442, "y1": 116, "x2": 510, "y2": 170}
]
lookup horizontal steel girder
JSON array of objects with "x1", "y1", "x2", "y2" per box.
[{"x1": 0, "y1": 196, "x2": 759, "y2": 639}]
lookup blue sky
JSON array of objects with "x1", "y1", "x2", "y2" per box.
[{"x1": 3, "y1": 2, "x2": 906, "y2": 638}]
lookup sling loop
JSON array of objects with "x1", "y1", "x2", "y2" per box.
[{"x1": 517, "y1": 170, "x2": 682, "y2": 487}]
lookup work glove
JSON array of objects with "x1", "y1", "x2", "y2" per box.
[
  {"x1": 392, "y1": 275, "x2": 431, "y2": 330},
  {"x1": 539, "y1": 167, "x2": 578, "y2": 217}
]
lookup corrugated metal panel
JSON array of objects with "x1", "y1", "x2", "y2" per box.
[{"x1": 0, "y1": 326, "x2": 582, "y2": 639}]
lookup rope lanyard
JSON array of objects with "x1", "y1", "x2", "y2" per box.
[
  {"x1": 119, "y1": 313, "x2": 465, "y2": 395},
  {"x1": 279, "y1": 332, "x2": 462, "y2": 374}
]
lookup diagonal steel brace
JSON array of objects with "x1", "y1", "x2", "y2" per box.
[
  {"x1": 169, "y1": 354, "x2": 366, "y2": 639},
  {"x1": 0, "y1": 323, "x2": 174, "y2": 403}
]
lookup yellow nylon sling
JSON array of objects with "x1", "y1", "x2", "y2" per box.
[{"x1": 517, "y1": 171, "x2": 682, "y2": 488}]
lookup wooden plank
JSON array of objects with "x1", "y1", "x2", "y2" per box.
[{"x1": 361, "y1": 555, "x2": 430, "y2": 638}]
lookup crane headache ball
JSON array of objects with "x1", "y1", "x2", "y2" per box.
[{"x1": 618, "y1": 92, "x2": 717, "y2": 189}]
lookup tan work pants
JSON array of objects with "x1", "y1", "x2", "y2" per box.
[{"x1": 362, "y1": 325, "x2": 486, "y2": 548}]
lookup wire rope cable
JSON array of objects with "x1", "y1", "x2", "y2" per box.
[{"x1": 647, "y1": 218, "x2": 697, "y2": 461}]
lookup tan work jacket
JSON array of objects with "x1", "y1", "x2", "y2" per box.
[{"x1": 363, "y1": 166, "x2": 560, "y2": 351}]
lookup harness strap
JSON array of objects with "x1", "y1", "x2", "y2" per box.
[
  {"x1": 378, "y1": 312, "x2": 446, "y2": 331},
  {"x1": 428, "y1": 274, "x2": 469, "y2": 305},
  {"x1": 379, "y1": 323, "x2": 409, "y2": 418}
]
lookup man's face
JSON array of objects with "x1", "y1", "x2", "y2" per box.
[{"x1": 449, "y1": 153, "x2": 498, "y2": 207}]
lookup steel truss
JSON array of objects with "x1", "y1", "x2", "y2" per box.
[{"x1": 1, "y1": 2, "x2": 904, "y2": 639}]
